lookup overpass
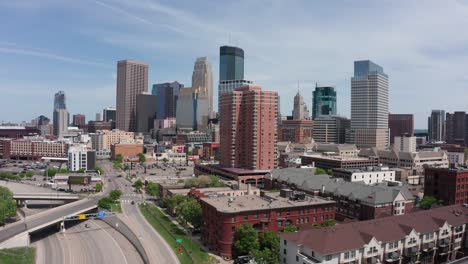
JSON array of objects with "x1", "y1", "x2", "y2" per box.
[{"x1": 13, "y1": 193, "x2": 80, "y2": 201}]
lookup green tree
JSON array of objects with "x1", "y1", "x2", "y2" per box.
[
  {"x1": 0, "y1": 186, "x2": 17, "y2": 225},
  {"x1": 282, "y1": 225, "x2": 298, "y2": 233},
  {"x1": 115, "y1": 154, "x2": 123, "y2": 163},
  {"x1": 95, "y1": 183, "x2": 103, "y2": 192},
  {"x1": 76, "y1": 168, "x2": 86, "y2": 173},
  {"x1": 315, "y1": 168, "x2": 327, "y2": 175},
  {"x1": 321, "y1": 219, "x2": 336, "y2": 227},
  {"x1": 97, "y1": 197, "x2": 113, "y2": 210},
  {"x1": 109, "y1": 190, "x2": 123, "y2": 201},
  {"x1": 146, "y1": 182, "x2": 159, "y2": 196},
  {"x1": 25, "y1": 171, "x2": 34, "y2": 178},
  {"x1": 177, "y1": 197, "x2": 202, "y2": 228},
  {"x1": 419, "y1": 196, "x2": 440, "y2": 209},
  {"x1": 123, "y1": 164, "x2": 130, "y2": 171},
  {"x1": 138, "y1": 153, "x2": 146, "y2": 163},
  {"x1": 232, "y1": 225, "x2": 259, "y2": 257},
  {"x1": 94, "y1": 166, "x2": 105, "y2": 174},
  {"x1": 134, "y1": 179, "x2": 144, "y2": 191},
  {"x1": 253, "y1": 248, "x2": 279, "y2": 264}
]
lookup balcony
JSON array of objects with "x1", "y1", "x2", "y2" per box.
[
  {"x1": 422, "y1": 242, "x2": 435, "y2": 253},
  {"x1": 366, "y1": 249, "x2": 379, "y2": 257},
  {"x1": 437, "y1": 246, "x2": 450, "y2": 256},
  {"x1": 404, "y1": 246, "x2": 420, "y2": 257},
  {"x1": 297, "y1": 252, "x2": 321, "y2": 263},
  {"x1": 364, "y1": 256, "x2": 381, "y2": 264},
  {"x1": 439, "y1": 238, "x2": 450, "y2": 248},
  {"x1": 385, "y1": 252, "x2": 401, "y2": 263}
]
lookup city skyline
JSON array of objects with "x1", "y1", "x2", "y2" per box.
[{"x1": 1, "y1": 1, "x2": 468, "y2": 128}]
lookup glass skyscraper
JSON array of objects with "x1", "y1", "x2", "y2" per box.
[
  {"x1": 312, "y1": 84, "x2": 337, "y2": 119},
  {"x1": 152, "y1": 81, "x2": 182, "y2": 119},
  {"x1": 219, "y1": 46, "x2": 244, "y2": 81}
]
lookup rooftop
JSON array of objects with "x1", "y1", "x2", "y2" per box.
[
  {"x1": 281, "y1": 204, "x2": 468, "y2": 255},
  {"x1": 301, "y1": 154, "x2": 372, "y2": 161},
  {"x1": 201, "y1": 192, "x2": 334, "y2": 213}
]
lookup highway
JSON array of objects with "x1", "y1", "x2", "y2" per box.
[
  {"x1": 100, "y1": 161, "x2": 180, "y2": 264},
  {"x1": 34, "y1": 220, "x2": 143, "y2": 264}
]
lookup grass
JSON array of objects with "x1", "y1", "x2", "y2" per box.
[
  {"x1": 0, "y1": 247, "x2": 35, "y2": 264},
  {"x1": 110, "y1": 202, "x2": 122, "y2": 213},
  {"x1": 139, "y1": 204, "x2": 214, "y2": 264}
]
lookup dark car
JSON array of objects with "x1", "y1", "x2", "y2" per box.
[{"x1": 131, "y1": 201, "x2": 135, "y2": 205}]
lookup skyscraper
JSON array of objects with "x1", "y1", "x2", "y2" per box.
[
  {"x1": 445, "y1": 111, "x2": 468, "y2": 145},
  {"x1": 136, "y1": 93, "x2": 158, "y2": 133},
  {"x1": 192, "y1": 57, "x2": 213, "y2": 131},
  {"x1": 219, "y1": 46, "x2": 244, "y2": 81},
  {"x1": 116, "y1": 60, "x2": 149, "y2": 132},
  {"x1": 219, "y1": 85, "x2": 277, "y2": 170},
  {"x1": 292, "y1": 92, "x2": 305, "y2": 120},
  {"x1": 349, "y1": 60, "x2": 389, "y2": 149},
  {"x1": 152, "y1": 81, "x2": 182, "y2": 119},
  {"x1": 388, "y1": 113, "x2": 414, "y2": 144},
  {"x1": 176, "y1": 87, "x2": 195, "y2": 130},
  {"x1": 312, "y1": 84, "x2": 337, "y2": 119},
  {"x1": 103, "y1": 107, "x2": 116, "y2": 122},
  {"x1": 53, "y1": 91, "x2": 68, "y2": 137},
  {"x1": 313, "y1": 115, "x2": 350, "y2": 144},
  {"x1": 428, "y1": 110, "x2": 445, "y2": 142},
  {"x1": 72, "y1": 114, "x2": 86, "y2": 126}
]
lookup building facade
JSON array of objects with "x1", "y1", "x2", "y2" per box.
[
  {"x1": 349, "y1": 61, "x2": 389, "y2": 149},
  {"x1": 389, "y1": 113, "x2": 414, "y2": 144},
  {"x1": 292, "y1": 92, "x2": 307, "y2": 120},
  {"x1": 219, "y1": 85, "x2": 278, "y2": 170},
  {"x1": 175, "y1": 87, "x2": 195, "y2": 130},
  {"x1": 428, "y1": 110, "x2": 446, "y2": 142},
  {"x1": 394, "y1": 135, "x2": 417, "y2": 152},
  {"x1": 53, "y1": 109, "x2": 68, "y2": 137},
  {"x1": 152, "y1": 81, "x2": 182, "y2": 120},
  {"x1": 67, "y1": 145, "x2": 95, "y2": 172},
  {"x1": 332, "y1": 166, "x2": 396, "y2": 185},
  {"x1": 280, "y1": 204, "x2": 467, "y2": 264},
  {"x1": 2, "y1": 138, "x2": 68, "y2": 160},
  {"x1": 312, "y1": 84, "x2": 337, "y2": 119},
  {"x1": 424, "y1": 167, "x2": 468, "y2": 205},
  {"x1": 116, "y1": 59, "x2": 149, "y2": 132},
  {"x1": 136, "y1": 93, "x2": 157, "y2": 133},
  {"x1": 192, "y1": 57, "x2": 213, "y2": 131},
  {"x1": 72, "y1": 114, "x2": 86, "y2": 127},
  {"x1": 301, "y1": 154, "x2": 378, "y2": 170},
  {"x1": 445, "y1": 111, "x2": 468, "y2": 146},
  {"x1": 278, "y1": 120, "x2": 314, "y2": 143},
  {"x1": 313, "y1": 115, "x2": 350, "y2": 144}
]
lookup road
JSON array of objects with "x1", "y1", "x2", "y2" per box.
[
  {"x1": 34, "y1": 220, "x2": 143, "y2": 264},
  {"x1": 100, "y1": 161, "x2": 180, "y2": 264}
]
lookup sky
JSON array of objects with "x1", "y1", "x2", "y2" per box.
[{"x1": 1, "y1": 0, "x2": 468, "y2": 128}]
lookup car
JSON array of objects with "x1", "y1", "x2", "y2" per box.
[{"x1": 131, "y1": 201, "x2": 135, "y2": 205}]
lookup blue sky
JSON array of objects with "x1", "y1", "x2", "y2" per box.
[{"x1": 1, "y1": 0, "x2": 468, "y2": 128}]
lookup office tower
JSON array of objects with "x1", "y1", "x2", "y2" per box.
[
  {"x1": 219, "y1": 46, "x2": 244, "y2": 81},
  {"x1": 53, "y1": 109, "x2": 68, "y2": 137},
  {"x1": 292, "y1": 92, "x2": 305, "y2": 120},
  {"x1": 388, "y1": 113, "x2": 414, "y2": 144},
  {"x1": 394, "y1": 135, "x2": 417, "y2": 152},
  {"x1": 37, "y1": 115, "x2": 50, "y2": 126},
  {"x1": 152, "y1": 81, "x2": 182, "y2": 119},
  {"x1": 445, "y1": 111, "x2": 468, "y2": 146},
  {"x1": 219, "y1": 85, "x2": 278, "y2": 170},
  {"x1": 176, "y1": 87, "x2": 195, "y2": 130},
  {"x1": 312, "y1": 83, "x2": 337, "y2": 119},
  {"x1": 103, "y1": 107, "x2": 116, "y2": 122},
  {"x1": 428, "y1": 110, "x2": 445, "y2": 142},
  {"x1": 72, "y1": 114, "x2": 86, "y2": 127},
  {"x1": 95, "y1": 113, "x2": 102, "y2": 122},
  {"x1": 53, "y1": 91, "x2": 68, "y2": 137},
  {"x1": 313, "y1": 115, "x2": 350, "y2": 144},
  {"x1": 349, "y1": 60, "x2": 389, "y2": 149},
  {"x1": 192, "y1": 57, "x2": 214, "y2": 131},
  {"x1": 136, "y1": 93, "x2": 158, "y2": 133},
  {"x1": 116, "y1": 59, "x2": 149, "y2": 132}
]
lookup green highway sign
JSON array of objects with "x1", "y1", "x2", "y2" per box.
[{"x1": 176, "y1": 239, "x2": 183, "y2": 243}]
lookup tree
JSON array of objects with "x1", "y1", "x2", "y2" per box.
[
  {"x1": 138, "y1": 153, "x2": 146, "y2": 163},
  {"x1": 419, "y1": 196, "x2": 440, "y2": 209},
  {"x1": 109, "y1": 190, "x2": 122, "y2": 201},
  {"x1": 253, "y1": 248, "x2": 279, "y2": 264},
  {"x1": 232, "y1": 225, "x2": 259, "y2": 257},
  {"x1": 146, "y1": 182, "x2": 159, "y2": 197},
  {"x1": 177, "y1": 197, "x2": 202, "y2": 228},
  {"x1": 95, "y1": 183, "x2": 103, "y2": 192},
  {"x1": 282, "y1": 225, "x2": 298, "y2": 233},
  {"x1": 115, "y1": 154, "x2": 123, "y2": 163},
  {"x1": 123, "y1": 164, "x2": 130, "y2": 171},
  {"x1": 76, "y1": 168, "x2": 86, "y2": 173},
  {"x1": 164, "y1": 195, "x2": 188, "y2": 212},
  {"x1": 315, "y1": 168, "x2": 327, "y2": 175},
  {"x1": 0, "y1": 187, "x2": 17, "y2": 225},
  {"x1": 321, "y1": 219, "x2": 336, "y2": 227},
  {"x1": 97, "y1": 197, "x2": 113, "y2": 210},
  {"x1": 94, "y1": 166, "x2": 105, "y2": 174},
  {"x1": 134, "y1": 179, "x2": 144, "y2": 192}
]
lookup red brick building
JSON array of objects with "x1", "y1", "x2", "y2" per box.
[
  {"x1": 278, "y1": 119, "x2": 313, "y2": 143},
  {"x1": 202, "y1": 142, "x2": 219, "y2": 160},
  {"x1": 200, "y1": 190, "x2": 335, "y2": 258},
  {"x1": 219, "y1": 85, "x2": 278, "y2": 170},
  {"x1": 388, "y1": 113, "x2": 414, "y2": 144},
  {"x1": 424, "y1": 167, "x2": 468, "y2": 205}
]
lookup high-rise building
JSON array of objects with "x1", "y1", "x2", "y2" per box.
[
  {"x1": 445, "y1": 111, "x2": 468, "y2": 146},
  {"x1": 349, "y1": 60, "x2": 389, "y2": 149},
  {"x1": 278, "y1": 120, "x2": 313, "y2": 143},
  {"x1": 292, "y1": 92, "x2": 306, "y2": 120},
  {"x1": 68, "y1": 145, "x2": 95, "y2": 172},
  {"x1": 218, "y1": 80, "x2": 253, "y2": 101},
  {"x1": 313, "y1": 115, "x2": 350, "y2": 144},
  {"x1": 103, "y1": 107, "x2": 116, "y2": 122},
  {"x1": 136, "y1": 93, "x2": 157, "y2": 133},
  {"x1": 176, "y1": 87, "x2": 194, "y2": 130},
  {"x1": 54, "y1": 91, "x2": 66, "y2": 110},
  {"x1": 152, "y1": 81, "x2": 182, "y2": 119},
  {"x1": 388, "y1": 113, "x2": 414, "y2": 144},
  {"x1": 37, "y1": 115, "x2": 50, "y2": 126},
  {"x1": 72, "y1": 114, "x2": 86, "y2": 127},
  {"x1": 219, "y1": 46, "x2": 244, "y2": 81},
  {"x1": 192, "y1": 57, "x2": 214, "y2": 132},
  {"x1": 116, "y1": 59, "x2": 149, "y2": 132},
  {"x1": 53, "y1": 109, "x2": 68, "y2": 137},
  {"x1": 428, "y1": 110, "x2": 445, "y2": 142},
  {"x1": 394, "y1": 135, "x2": 417, "y2": 152},
  {"x1": 219, "y1": 85, "x2": 277, "y2": 170},
  {"x1": 312, "y1": 83, "x2": 337, "y2": 119},
  {"x1": 95, "y1": 113, "x2": 102, "y2": 122}
]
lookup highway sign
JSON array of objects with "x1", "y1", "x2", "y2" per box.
[
  {"x1": 78, "y1": 214, "x2": 86, "y2": 220},
  {"x1": 176, "y1": 238, "x2": 183, "y2": 243},
  {"x1": 97, "y1": 211, "x2": 106, "y2": 218}
]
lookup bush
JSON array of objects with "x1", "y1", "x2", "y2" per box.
[
  {"x1": 146, "y1": 182, "x2": 159, "y2": 196},
  {"x1": 0, "y1": 186, "x2": 16, "y2": 224},
  {"x1": 109, "y1": 190, "x2": 122, "y2": 201},
  {"x1": 98, "y1": 197, "x2": 113, "y2": 209},
  {"x1": 95, "y1": 183, "x2": 103, "y2": 192}
]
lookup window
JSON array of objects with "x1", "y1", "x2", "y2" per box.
[
  {"x1": 254, "y1": 214, "x2": 259, "y2": 219},
  {"x1": 325, "y1": 255, "x2": 332, "y2": 261},
  {"x1": 425, "y1": 233, "x2": 434, "y2": 240},
  {"x1": 244, "y1": 215, "x2": 248, "y2": 220},
  {"x1": 284, "y1": 240, "x2": 287, "y2": 245},
  {"x1": 283, "y1": 249, "x2": 287, "y2": 255},
  {"x1": 344, "y1": 251, "x2": 355, "y2": 259},
  {"x1": 231, "y1": 226, "x2": 235, "y2": 232},
  {"x1": 408, "y1": 237, "x2": 416, "y2": 244},
  {"x1": 296, "y1": 256, "x2": 299, "y2": 262},
  {"x1": 231, "y1": 217, "x2": 235, "y2": 223},
  {"x1": 442, "y1": 229, "x2": 449, "y2": 236},
  {"x1": 388, "y1": 241, "x2": 399, "y2": 249}
]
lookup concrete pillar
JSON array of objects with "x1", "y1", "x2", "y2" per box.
[{"x1": 60, "y1": 221, "x2": 66, "y2": 233}]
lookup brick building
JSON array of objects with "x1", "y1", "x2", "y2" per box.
[
  {"x1": 388, "y1": 113, "x2": 414, "y2": 144},
  {"x1": 0, "y1": 126, "x2": 40, "y2": 138},
  {"x1": 301, "y1": 154, "x2": 378, "y2": 170},
  {"x1": 219, "y1": 85, "x2": 278, "y2": 170},
  {"x1": 194, "y1": 164, "x2": 271, "y2": 187},
  {"x1": 202, "y1": 142, "x2": 219, "y2": 160},
  {"x1": 200, "y1": 190, "x2": 335, "y2": 258},
  {"x1": 425, "y1": 167, "x2": 468, "y2": 205},
  {"x1": 278, "y1": 119, "x2": 313, "y2": 143},
  {"x1": 1, "y1": 138, "x2": 68, "y2": 160}
]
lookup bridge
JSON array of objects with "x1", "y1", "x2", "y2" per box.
[{"x1": 13, "y1": 193, "x2": 80, "y2": 201}]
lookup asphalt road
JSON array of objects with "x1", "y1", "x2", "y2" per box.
[
  {"x1": 34, "y1": 220, "x2": 143, "y2": 264},
  {"x1": 100, "y1": 160, "x2": 180, "y2": 264}
]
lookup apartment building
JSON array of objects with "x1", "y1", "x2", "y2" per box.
[
  {"x1": 2, "y1": 138, "x2": 68, "y2": 160},
  {"x1": 425, "y1": 167, "x2": 468, "y2": 205},
  {"x1": 280, "y1": 204, "x2": 467, "y2": 264}
]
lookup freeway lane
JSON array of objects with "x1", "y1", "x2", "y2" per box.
[{"x1": 34, "y1": 220, "x2": 143, "y2": 264}]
